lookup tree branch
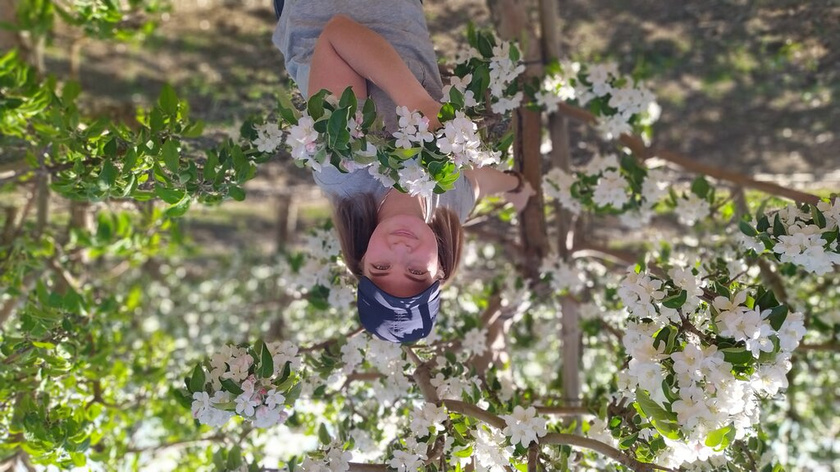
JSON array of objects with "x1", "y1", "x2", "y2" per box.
[
  {"x1": 553, "y1": 103, "x2": 823, "y2": 205},
  {"x1": 541, "y1": 433, "x2": 676, "y2": 471}
]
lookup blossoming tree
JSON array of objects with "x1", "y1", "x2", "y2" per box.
[{"x1": 1, "y1": 1, "x2": 838, "y2": 471}]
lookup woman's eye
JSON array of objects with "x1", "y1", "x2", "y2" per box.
[
  {"x1": 408, "y1": 268, "x2": 425, "y2": 276},
  {"x1": 373, "y1": 264, "x2": 389, "y2": 270}
]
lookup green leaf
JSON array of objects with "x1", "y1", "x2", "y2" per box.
[
  {"x1": 203, "y1": 150, "x2": 218, "y2": 181},
  {"x1": 228, "y1": 185, "x2": 246, "y2": 201},
  {"x1": 361, "y1": 98, "x2": 377, "y2": 129},
  {"x1": 705, "y1": 424, "x2": 732, "y2": 450},
  {"x1": 221, "y1": 378, "x2": 244, "y2": 395},
  {"x1": 661, "y1": 290, "x2": 687, "y2": 309},
  {"x1": 227, "y1": 446, "x2": 243, "y2": 470},
  {"x1": 438, "y1": 103, "x2": 456, "y2": 122},
  {"x1": 154, "y1": 186, "x2": 185, "y2": 204},
  {"x1": 338, "y1": 86, "x2": 358, "y2": 113},
  {"x1": 773, "y1": 213, "x2": 786, "y2": 236},
  {"x1": 453, "y1": 444, "x2": 474, "y2": 457},
  {"x1": 765, "y1": 304, "x2": 788, "y2": 331},
  {"x1": 756, "y1": 214, "x2": 770, "y2": 233},
  {"x1": 739, "y1": 220, "x2": 758, "y2": 237},
  {"x1": 182, "y1": 120, "x2": 204, "y2": 138},
  {"x1": 159, "y1": 83, "x2": 179, "y2": 116},
  {"x1": 721, "y1": 347, "x2": 753, "y2": 365},
  {"x1": 277, "y1": 88, "x2": 299, "y2": 125},
  {"x1": 99, "y1": 160, "x2": 117, "y2": 188},
  {"x1": 164, "y1": 193, "x2": 191, "y2": 218},
  {"x1": 634, "y1": 389, "x2": 676, "y2": 422},
  {"x1": 161, "y1": 140, "x2": 180, "y2": 173},
  {"x1": 307, "y1": 89, "x2": 329, "y2": 121},
  {"x1": 327, "y1": 108, "x2": 351, "y2": 151},
  {"x1": 810, "y1": 204, "x2": 827, "y2": 228},
  {"x1": 690, "y1": 176, "x2": 710, "y2": 199},
  {"x1": 318, "y1": 423, "x2": 331, "y2": 445},
  {"x1": 260, "y1": 341, "x2": 274, "y2": 379},
  {"x1": 619, "y1": 433, "x2": 638, "y2": 450},
  {"x1": 188, "y1": 364, "x2": 205, "y2": 393},
  {"x1": 62, "y1": 80, "x2": 81, "y2": 102}
]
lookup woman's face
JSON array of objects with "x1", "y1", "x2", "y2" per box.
[{"x1": 362, "y1": 215, "x2": 440, "y2": 297}]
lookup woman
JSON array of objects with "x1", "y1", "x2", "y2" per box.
[{"x1": 273, "y1": 0, "x2": 534, "y2": 343}]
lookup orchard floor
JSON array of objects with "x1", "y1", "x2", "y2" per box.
[{"x1": 43, "y1": 0, "x2": 839, "y2": 250}]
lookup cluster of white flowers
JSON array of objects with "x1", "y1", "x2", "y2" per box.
[
  {"x1": 542, "y1": 167, "x2": 582, "y2": 215},
  {"x1": 447, "y1": 34, "x2": 524, "y2": 114},
  {"x1": 300, "y1": 443, "x2": 353, "y2": 472},
  {"x1": 615, "y1": 265, "x2": 808, "y2": 468},
  {"x1": 461, "y1": 327, "x2": 489, "y2": 358},
  {"x1": 285, "y1": 115, "x2": 322, "y2": 171},
  {"x1": 618, "y1": 270, "x2": 665, "y2": 319},
  {"x1": 500, "y1": 405, "x2": 548, "y2": 447},
  {"x1": 766, "y1": 201, "x2": 840, "y2": 275},
  {"x1": 192, "y1": 342, "x2": 300, "y2": 429},
  {"x1": 441, "y1": 73, "x2": 479, "y2": 108},
  {"x1": 436, "y1": 111, "x2": 499, "y2": 167},
  {"x1": 275, "y1": 228, "x2": 356, "y2": 309},
  {"x1": 676, "y1": 193, "x2": 711, "y2": 226},
  {"x1": 543, "y1": 153, "x2": 672, "y2": 226},
  {"x1": 535, "y1": 61, "x2": 660, "y2": 140},
  {"x1": 343, "y1": 337, "x2": 413, "y2": 404},
  {"x1": 393, "y1": 106, "x2": 434, "y2": 149},
  {"x1": 253, "y1": 122, "x2": 285, "y2": 153},
  {"x1": 487, "y1": 41, "x2": 525, "y2": 113},
  {"x1": 396, "y1": 158, "x2": 436, "y2": 199},
  {"x1": 537, "y1": 61, "x2": 580, "y2": 112},
  {"x1": 474, "y1": 424, "x2": 514, "y2": 471},
  {"x1": 539, "y1": 255, "x2": 586, "y2": 294},
  {"x1": 430, "y1": 369, "x2": 480, "y2": 400},
  {"x1": 584, "y1": 63, "x2": 661, "y2": 140},
  {"x1": 593, "y1": 169, "x2": 630, "y2": 208},
  {"x1": 408, "y1": 402, "x2": 448, "y2": 438}
]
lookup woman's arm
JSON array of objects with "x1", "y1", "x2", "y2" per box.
[
  {"x1": 308, "y1": 14, "x2": 441, "y2": 126},
  {"x1": 463, "y1": 168, "x2": 536, "y2": 211}
]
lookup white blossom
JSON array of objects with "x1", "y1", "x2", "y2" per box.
[
  {"x1": 592, "y1": 169, "x2": 630, "y2": 208},
  {"x1": 409, "y1": 403, "x2": 448, "y2": 437},
  {"x1": 500, "y1": 405, "x2": 547, "y2": 447},
  {"x1": 397, "y1": 159, "x2": 436, "y2": 199},
  {"x1": 462, "y1": 328, "x2": 489, "y2": 357},
  {"x1": 254, "y1": 122, "x2": 284, "y2": 153},
  {"x1": 618, "y1": 270, "x2": 665, "y2": 320},
  {"x1": 543, "y1": 167, "x2": 581, "y2": 214},
  {"x1": 389, "y1": 449, "x2": 425, "y2": 472},
  {"x1": 676, "y1": 193, "x2": 711, "y2": 226}
]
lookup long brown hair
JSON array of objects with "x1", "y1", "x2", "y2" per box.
[{"x1": 332, "y1": 193, "x2": 463, "y2": 284}]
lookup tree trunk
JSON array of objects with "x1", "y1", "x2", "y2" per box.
[
  {"x1": 539, "y1": 0, "x2": 583, "y2": 422},
  {"x1": 275, "y1": 194, "x2": 298, "y2": 253},
  {"x1": 487, "y1": 0, "x2": 549, "y2": 280},
  {"x1": 0, "y1": 0, "x2": 21, "y2": 52}
]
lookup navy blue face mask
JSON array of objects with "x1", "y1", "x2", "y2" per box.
[{"x1": 357, "y1": 276, "x2": 440, "y2": 343}]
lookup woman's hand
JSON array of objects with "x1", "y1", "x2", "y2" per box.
[{"x1": 503, "y1": 180, "x2": 536, "y2": 212}]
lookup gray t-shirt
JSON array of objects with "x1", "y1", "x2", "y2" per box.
[{"x1": 273, "y1": 0, "x2": 475, "y2": 222}]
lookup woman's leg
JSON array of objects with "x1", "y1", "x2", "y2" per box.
[{"x1": 308, "y1": 14, "x2": 440, "y2": 125}]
